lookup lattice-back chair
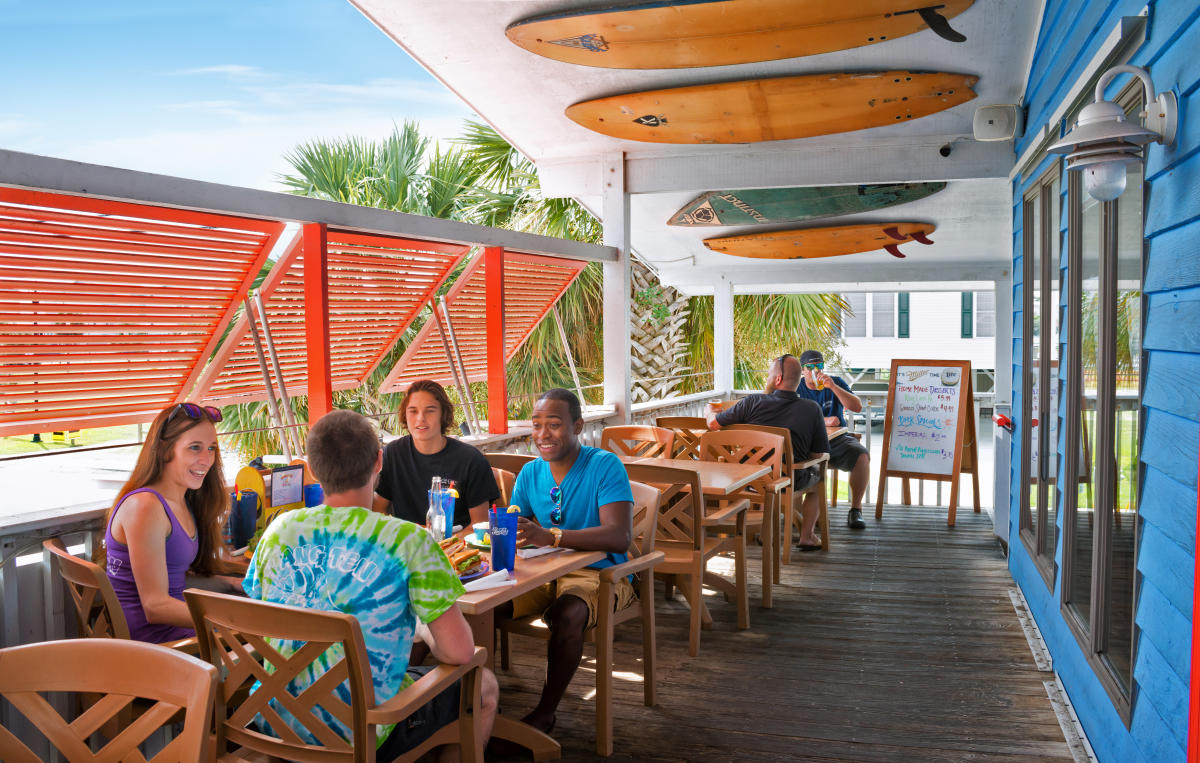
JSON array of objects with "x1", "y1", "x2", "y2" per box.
[
  {"x1": 0, "y1": 638, "x2": 217, "y2": 763},
  {"x1": 492, "y1": 467, "x2": 516, "y2": 506},
  {"x1": 828, "y1": 431, "x2": 865, "y2": 508},
  {"x1": 484, "y1": 452, "x2": 535, "y2": 477},
  {"x1": 599, "y1": 425, "x2": 676, "y2": 459},
  {"x1": 654, "y1": 416, "x2": 708, "y2": 461},
  {"x1": 624, "y1": 462, "x2": 749, "y2": 657},
  {"x1": 497, "y1": 480, "x2": 664, "y2": 755},
  {"x1": 697, "y1": 429, "x2": 790, "y2": 608},
  {"x1": 184, "y1": 590, "x2": 487, "y2": 762},
  {"x1": 722, "y1": 423, "x2": 832, "y2": 560}
]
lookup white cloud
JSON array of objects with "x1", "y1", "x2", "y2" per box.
[{"x1": 171, "y1": 64, "x2": 266, "y2": 80}]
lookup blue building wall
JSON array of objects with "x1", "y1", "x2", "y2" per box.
[{"x1": 1009, "y1": 2, "x2": 1199, "y2": 761}]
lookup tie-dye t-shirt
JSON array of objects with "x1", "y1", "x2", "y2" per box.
[{"x1": 243, "y1": 504, "x2": 465, "y2": 747}]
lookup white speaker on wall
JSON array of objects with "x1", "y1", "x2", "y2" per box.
[{"x1": 973, "y1": 104, "x2": 1024, "y2": 141}]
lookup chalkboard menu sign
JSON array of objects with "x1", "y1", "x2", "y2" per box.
[{"x1": 876, "y1": 359, "x2": 980, "y2": 526}]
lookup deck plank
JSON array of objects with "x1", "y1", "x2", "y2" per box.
[{"x1": 490, "y1": 505, "x2": 1074, "y2": 761}]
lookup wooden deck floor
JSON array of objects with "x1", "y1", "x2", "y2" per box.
[{"x1": 491, "y1": 505, "x2": 1074, "y2": 762}]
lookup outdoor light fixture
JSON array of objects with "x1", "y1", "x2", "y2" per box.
[{"x1": 1047, "y1": 64, "x2": 1177, "y2": 202}]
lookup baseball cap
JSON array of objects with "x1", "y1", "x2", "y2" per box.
[{"x1": 799, "y1": 350, "x2": 824, "y2": 366}]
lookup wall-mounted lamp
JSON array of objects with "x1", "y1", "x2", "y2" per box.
[{"x1": 1047, "y1": 64, "x2": 1176, "y2": 202}]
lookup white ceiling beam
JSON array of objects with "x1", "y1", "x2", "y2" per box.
[
  {"x1": 659, "y1": 260, "x2": 1011, "y2": 295},
  {"x1": 539, "y1": 138, "x2": 1016, "y2": 197}
]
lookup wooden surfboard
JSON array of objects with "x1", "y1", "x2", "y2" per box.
[
  {"x1": 669, "y1": 182, "x2": 947, "y2": 226},
  {"x1": 506, "y1": 0, "x2": 973, "y2": 69},
  {"x1": 565, "y1": 72, "x2": 978, "y2": 144},
  {"x1": 703, "y1": 222, "x2": 937, "y2": 259}
]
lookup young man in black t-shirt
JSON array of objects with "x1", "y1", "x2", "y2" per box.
[
  {"x1": 373, "y1": 380, "x2": 500, "y2": 529},
  {"x1": 706, "y1": 355, "x2": 830, "y2": 551}
]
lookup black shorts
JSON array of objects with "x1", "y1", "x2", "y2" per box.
[
  {"x1": 375, "y1": 665, "x2": 461, "y2": 761},
  {"x1": 829, "y1": 432, "x2": 869, "y2": 473}
]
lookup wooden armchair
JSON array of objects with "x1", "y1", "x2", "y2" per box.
[
  {"x1": 42, "y1": 537, "x2": 196, "y2": 650},
  {"x1": 654, "y1": 416, "x2": 708, "y2": 460},
  {"x1": 0, "y1": 638, "x2": 217, "y2": 763},
  {"x1": 497, "y1": 480, "x2": 664, "y2": 755},
  {"x1": 599, "y1": 425, "x2": 676, "y2": 459},
  {"x1": 828, "y1": 431, "x2": 865, "y2": 508},
  {"x1": 624, "y1": 462, "x2": 749, "y2": 657},
  {"x1": 492, "y1": 467, "x2": 516, "y2": 506},
  {"x1": 484, "y1": 452, "x2": 535, "y2": 476},
  {"x1": 697, "y1": 429, "x2": 790, "y2": 608},
  {"x1": 184, "y1": 589, "x2": 487, "y2": 762}
]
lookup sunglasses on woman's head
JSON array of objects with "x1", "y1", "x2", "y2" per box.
[
  {"x1": 548, "y1": 486, "x2": 563, "y2": 526},
  {"x1": 164, "y1": 402, "x2": 223, "y2": 429}
]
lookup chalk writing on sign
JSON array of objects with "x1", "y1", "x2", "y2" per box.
[{"x1": 886, "y1": 366, "x2": 963, "y2": 476}]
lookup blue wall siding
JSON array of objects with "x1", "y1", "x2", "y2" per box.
[{"x1": 1009, "y1": 2, "x2": 1200, "y2": 761}]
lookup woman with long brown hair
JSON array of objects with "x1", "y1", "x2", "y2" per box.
[{"x1": 104, "y1": 402, "x2": 242, "y2": 642}]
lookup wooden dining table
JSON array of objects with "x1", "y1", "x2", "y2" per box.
[{"x1": 456, "y1": 547, "x2": 605, "y2": 761}]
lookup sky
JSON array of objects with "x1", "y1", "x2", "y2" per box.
[{"x1": 0, "y1": 0, "x2": 476, "y2": 190}]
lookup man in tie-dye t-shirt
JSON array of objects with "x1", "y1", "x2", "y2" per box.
[{"x1": 244, "y1": 410, "x2": 497, "y2": 760}]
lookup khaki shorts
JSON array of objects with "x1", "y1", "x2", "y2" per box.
[{"x1": 511, "y1": 568, "x2": 636, "y2": 629}]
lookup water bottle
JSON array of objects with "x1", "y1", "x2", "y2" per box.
[
  {"x1": 222, "y1": 492, "x2": 236, "y2": 547},
  {"x1": 426, "y1": 477, "x2": 445, "y2": 542}
]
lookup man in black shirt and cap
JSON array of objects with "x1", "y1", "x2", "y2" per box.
[{"x1": 705, "y1": 354, "x2": 830, "y2": 551}]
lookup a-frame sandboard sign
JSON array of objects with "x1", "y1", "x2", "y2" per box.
[{"x1": 874, "y1": 359, "x2": 980, "y2": 526}]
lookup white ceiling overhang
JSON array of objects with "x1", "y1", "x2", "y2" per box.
[{"x1": 352, "y1": 0, "x2": 1040, "y2": 294}]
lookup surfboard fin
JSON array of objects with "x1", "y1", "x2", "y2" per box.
[
  {"x1": 883, "y1": 226, "x2": 906, "y2": 241},
  {"x1": 884, "y1": 244, "x2": 907, "y2": 258},
  {"x1": 911, "y1": 231, "x2": 935, "y2": 245},
  {"x1": 917, "y1": 6, "x2": 967, "y2": 43}
]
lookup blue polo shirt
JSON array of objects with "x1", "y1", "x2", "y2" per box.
[
  {"x1": 510, "y1": 446, "x2": 633, "y2": 569},
  {"x1": 796, "y1": 375, "x2": 853, "y2": 426}
]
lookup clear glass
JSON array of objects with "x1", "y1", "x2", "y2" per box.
[
  {"x1": 1069, "y1": 187, "x2": 1101, "y2": 625},
  {"x1": 1046, "y1": 174, "x2": 1061, "y2": 557},
  {"x1": 1027, "y1": 196, "x2": 1042, "y2": 536},
  {"x1": 1105, "y1": 162, "x2": 1142, "y2": 690}
]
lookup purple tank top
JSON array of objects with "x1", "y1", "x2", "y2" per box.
[{"x1": 104, "y1": 487, "x2": 199, "y2": 643}]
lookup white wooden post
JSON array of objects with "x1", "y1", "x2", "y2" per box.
[
  {"x1": 992, "y1": 273, "x2": 1014, "y2": 540},
  {"x1": 713, "y1": 277, "x2": 735, "y2": 394},
  {"x1": 602, "y1": 153, "x2": 632, "y2": 423}
]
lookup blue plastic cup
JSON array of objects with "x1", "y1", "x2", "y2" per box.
[
  {"x1": 489, "y1": 510, "x2": 519, "y2": 573},
  {"x1": 303, "y1": 482, "x2": 323, "y2": 507},
  {"x1": 233, "y1": 490, "x2": 259, "y2": 548}
]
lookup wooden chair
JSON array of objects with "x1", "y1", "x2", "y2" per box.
[
  {"x1": 492, "y1": 467, "x2": 516, "y2": 506},
  {"x1": 722, "y1": 424, "x2": 832, "y2": 560},
  {"x1": 43, "y1": 537, "x2": 196, "y2": 650},
  {"x1": 0, "y1": 638, "x2": 217, "y2": 763},
  {"x1": 497, "y1": 481, "x2": 664, "y2": 755},
  {"x1": 483, "y1": 451, "x2": 535, "y2": 477},
  {"x1": 185, "y1": 589, "x2": 487, "y2": 762},
  {"x1": 655, "y1": 416, "x2": 708, "y2": 460},
  {"x1": 624, "y1": 462, "x2": 749, "y2": 657},
  {"x1": 697, "y1": 429, "x2": 790, "y2": 608},
  {"x1": 828, "y1": 431, "x2": 865, "y2": 508},
  {"x1": 599, "y1": 425, "x2": 675, "y2": 459}
]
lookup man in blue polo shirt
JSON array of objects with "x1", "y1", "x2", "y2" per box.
[
  {"x1": 794, "y1": 349, "x2": 872, "y2": 530},
  {"x1": 502, "y1": 388, "x2": 633, "y2": 735}
]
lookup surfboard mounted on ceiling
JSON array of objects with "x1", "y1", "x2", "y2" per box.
[
  {"x1": 565, "y1": 71, "x2": 978, "y2": 144},
  {"x1": 506, "y1": 0, "x2": 973, "y2": 69},
  {"x1": 670, "y1": 182, "x2": 947, "y2": 227},
  {"x1": 703, "y1": 223, "x2": 937, "y2": 259}
]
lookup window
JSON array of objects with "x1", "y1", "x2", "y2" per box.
[
  {"x1": 1020, "y1": 166, "x2": 1061, "y2": 587},
  {"x1": 872, "y1": 293, "x2": 895, "y2": 337},
  {"x1": 976, "y1": 291, "x2": 996, "y2": 337},
  {"x1": 1059, "y1": 87, "x2": 1144, "y2": 723},
  {"x1": 897, "y1": 292, "x2": 910, "y2": 338},
  {"x1": 842, "y1": 293, "x2": 866, "y2": 337}
]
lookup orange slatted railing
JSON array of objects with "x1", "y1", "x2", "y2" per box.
[
  {"x1": 195, "y1": 230, "x2": 468, "y2": 406},
  {"x1": 0, "y1": 189, "x2": 283, "y2": 436},
  {"x1": 380, "y1": 251, "x2": 586, "y2": 391}
]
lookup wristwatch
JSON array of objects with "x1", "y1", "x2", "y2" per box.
[{"x1": 549, "y1": 527, "x2": 564, "y2": 547}]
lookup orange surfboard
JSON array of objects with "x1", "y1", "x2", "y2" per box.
[
  {"x1": 507, "y1": 0, "x2": 973, "y2": 69},
  {"x1": 565, "y1": 72, "x2": 977, "y2": 144},
  {"x1": 703, "y1": 223, "x2": 937, "y2": 259}
]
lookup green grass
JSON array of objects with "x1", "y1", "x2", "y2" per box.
[{"x1": 0, "y1": 425, "x2": 140, "y2": 456}]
